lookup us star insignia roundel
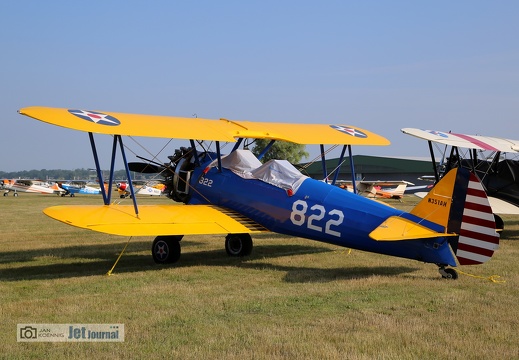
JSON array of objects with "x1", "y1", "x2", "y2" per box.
[
  {"x1": 68, "y1": 109, "x2": 121, "y2": 126},
  {"x1": 427, "y1": 130, "x2": 449, "y2": 138},
  {"x1": 330, "y1": 125, "x2": 367, "y2": 138}
]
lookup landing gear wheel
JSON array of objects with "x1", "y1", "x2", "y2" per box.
[
  {"x1": 225, "y1": 233, "x2": 253, "y2": 257},
  {"x1": 152, "y1": 235, "x2": 183, "y2": 264},
  {"x1": 494, "y1": 214, "x2": 504, "y2": 233},
  {"x1": 13, "y1": 192, "x2": 18, "y2": 197},
  {"x1": 439, "y1": 267, "x2": 458, "y2": 280},
  {"x1": 3, "y1": 192, "x2": 7, "y2": 197}
]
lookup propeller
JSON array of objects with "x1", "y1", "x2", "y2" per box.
[{"x1": 128, "y1": 162, "x2": 164, "y2": 174}]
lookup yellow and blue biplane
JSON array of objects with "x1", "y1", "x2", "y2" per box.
[{"x1": 18, "y1": 107, "x2": 500, "y2": 279}]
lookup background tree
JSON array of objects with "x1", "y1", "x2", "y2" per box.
[{"x1": 251, "y1": 139, "x2": 309, "y2": 164}]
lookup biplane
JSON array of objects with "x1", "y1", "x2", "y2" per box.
[
  {"x1": 17, "y1": 107, "x2": 500, "y2": 279},
  {"x1": 402, "y1": 128, "x2": 519, "y2": 231},
  {"x1": 2, "y1": 179, "x2": 63, "y2": 196}
]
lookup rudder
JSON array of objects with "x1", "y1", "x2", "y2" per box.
[{"x1": 411, "y1": 168, "x2": 499, "y2": 265}]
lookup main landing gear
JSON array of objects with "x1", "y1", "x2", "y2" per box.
[
  {"x1": 151, "y1": 233, "x2": 253, "y2": 264},
  {"x1": 438, "y1": 266, "x2": 458, "y2": 280},
  {"x1": 225, "y1": 233, "x2": 253, "y2": 257},
  {"x1": 152, "y1": 235, "x2": 183, "y2": 264}
]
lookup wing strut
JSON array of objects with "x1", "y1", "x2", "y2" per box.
[
  {"x1": 88, "y1": 132, "x2": 139, "y2": 216},
  {"x1": 89, "y1": 132, "x2": 109, "y2": 204},
  {"x1": 320, "y1": 144, "x2": 328, "y2": 181},
  {"x1": 216, "y1": 141, "x2": 222, "y2": 172},
  {"x1": 331, "y1": 145, "x2": 347, "y2": 186},
  {"x1": 190, "y1": 139, "x2": 200, "y2": 166},
  {"x1": 427, "y1": 140, "x2": 440, "y2": 183},
  {"x1": 117, "y1": 135, "x2": 139, "y2": 216},
  {"x1": 257, "y1": 140, "x2": 276, "y2": 160},
  {"x1": 347, "y1": 145, "x2": 357, "y2": 194}
]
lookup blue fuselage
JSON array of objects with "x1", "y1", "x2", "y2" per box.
[{"x1": 188, "y1": 164, "x2": 456, "y2": 266}]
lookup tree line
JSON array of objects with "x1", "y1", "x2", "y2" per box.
[
  {"x1": 0, "y1": 168, "x2": 157, "y2": 181},
  {"x1": 1, "y1": 142, "x2": 309, "y2": 181}
]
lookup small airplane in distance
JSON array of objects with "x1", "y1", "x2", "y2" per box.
[
  {"x1": 2, "y1": 179, "x2": 63, "y2": 196},
  {"x1": 58, "y1": 182, "x2": 104, "y2": 197},
  {"x1": 17, "y1": 107, "x2": 500, "y2": 279},
  {"x1": 402, "y1": 128, "x2": 519, "y2": 231},
  {"x1": 116, "y1": 182, "x2": 164, "y2": 198},
  {"x1": 337, "y1": 180, "x2": 413, "y2": 200}
]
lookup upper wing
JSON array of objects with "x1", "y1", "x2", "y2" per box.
[
  {"x1": 43, "y1": 204, "x2": 268, "y2": 236},
  {"x1": 402, "y1": 128, "x2": 519, "y2": 152},
  {"x1": 19, "y1": 106, "x2": 390, "y2": 146}
]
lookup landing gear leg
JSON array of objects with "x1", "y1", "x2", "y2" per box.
[
  {"x1": 438, "y1": 266, "x2": 458, "y2": 280},
  {"x1": 152, "y1": 235, "x2": 183, "y2": 264}
]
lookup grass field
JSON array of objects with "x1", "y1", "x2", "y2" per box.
[{"x1": 1, "y1": 193, "x2": 518, "y2": 359}]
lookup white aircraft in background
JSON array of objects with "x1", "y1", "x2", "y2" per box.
[
  {"x1": 1, "y1": 179, "x2": 64, "y2": 196},
  {"x1": 117, "y1": 182, "x2": 164, "y2": 198},
  {"x1": 336, "y1": 180, "x2": 413, "y2": 200}
]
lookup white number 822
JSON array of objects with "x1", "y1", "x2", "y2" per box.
[{"x1": 289, "y1": 200, "x2": 344, "y2": 237}]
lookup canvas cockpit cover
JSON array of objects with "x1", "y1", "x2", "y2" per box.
[
  {"x1": 221, "y1": 149, "x2": 262, "y2": 178},
  {"x1": 250, "y1": 159, "x2": 308, "y2": 193},
  {"x1": 220, "y1": 149, "x2": 308, "y2": 193}
]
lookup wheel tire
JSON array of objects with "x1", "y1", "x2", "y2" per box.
[
  {"x1": 13, "y1": 193, "x2": 18, "y2": 197},
  {"x1": 3, "y1": 193, "x2": 7, "y2": 197},
  {"x1": 152, "y1": 235, "x2": 183, "y2": 264},
  {"x1": 225, "y1": 233, "x2": 253, "y2": 257},
  {"x1": 494, "y1": 214, "x2": 504, "y2": 233},
  {"x1": 441, "y1": 268, "x2": 459, "y2": 280}
]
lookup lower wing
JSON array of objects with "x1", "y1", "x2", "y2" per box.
[{"x1": 44, "y1": 204, "x2": 268, "y2": 236}]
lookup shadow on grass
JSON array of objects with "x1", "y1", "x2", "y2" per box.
[
  {"x1": 240, "y1": 262, "x2": 418, "y2": 283},
  {"x1": 0, "y1": 240, "x2": 419, "y2": 282},
  {"x1": 501, "y1": 219, "x2": 519, "y2": 240}
]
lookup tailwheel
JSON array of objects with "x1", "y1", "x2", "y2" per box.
[
  {"x1": 439, "y1": 267, "x2": 458, "y2": 280},
  {"x1": 494, "y1": 214, "x2": 504, "y2": 233},
  {"x1": 225, "y1": 233, "x2": 253, "y2": 257},
  {"x1": 152, "y1": 235, "x2": 183, "y2": 264}
]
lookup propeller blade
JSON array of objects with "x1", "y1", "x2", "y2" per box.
[{"x1": 128, "y1": 162, "x2": 163, "y2": 174}]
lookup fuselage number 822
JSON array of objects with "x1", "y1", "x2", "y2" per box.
[{"x1": 290, "y1": 200, "x2": 344, "y2": 237}]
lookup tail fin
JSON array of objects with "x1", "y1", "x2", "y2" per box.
[{"x1": 411, "y1": 167, "x2": 499, "y2": 265}]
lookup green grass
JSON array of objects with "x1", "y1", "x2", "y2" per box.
[{"x1": 1, "y1": 194, "x2": 518, "y2": 359}]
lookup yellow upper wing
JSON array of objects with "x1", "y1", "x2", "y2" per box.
[
  {"x1": 43, "y1": 204, "x2": 268, "y2": 237},
  {"x1": 19, "y1": 106, "x2": 390, "y2": 146}
]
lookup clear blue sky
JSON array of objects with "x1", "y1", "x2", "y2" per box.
[{"x1": 1, "y1": 1, "x2": 518, "y2": 172}]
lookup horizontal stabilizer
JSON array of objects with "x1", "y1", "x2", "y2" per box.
[
  {"x1": 369, "y1": 216, "x2": 456, "y2": 241},
  {"x1": 43, "y1": 204, "x2": 268, "y2": 236}
]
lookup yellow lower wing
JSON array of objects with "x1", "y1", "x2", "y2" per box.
[
  {"x1": 43, "y1": 204, "x2": 268, "y2": 237},
  {"x1": 369, "y1": 216, "x2": 456, "y2": 241}
]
